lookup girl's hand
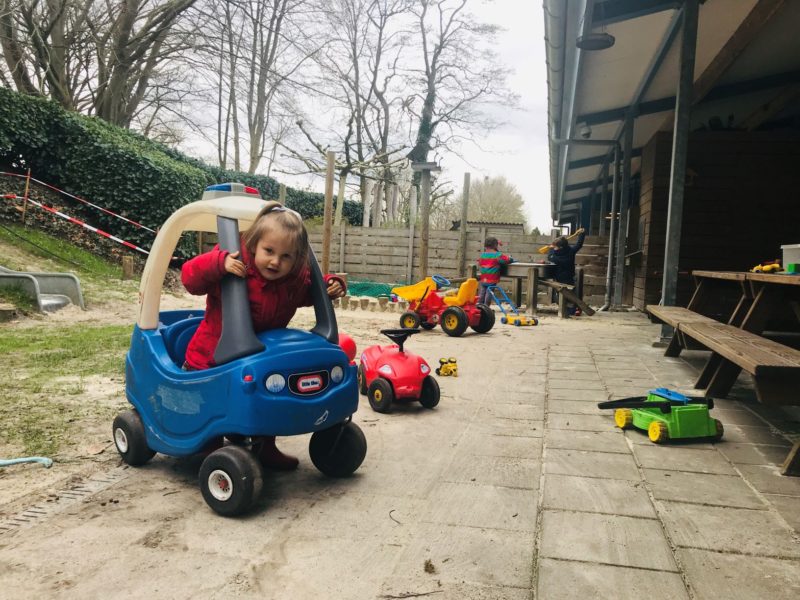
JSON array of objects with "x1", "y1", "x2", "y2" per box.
[
  {"x1": 224, "y1": 251, "x2": 247, "y2": 278},
  {"x1": 326, "y1": 279, "x2": 345, "y2": 299}
]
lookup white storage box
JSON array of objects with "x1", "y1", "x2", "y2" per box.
[{"x1": 781, "y1": 244, "x2": 800, "y2": 266}]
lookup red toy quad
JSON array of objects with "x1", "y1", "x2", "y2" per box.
[
  {"x1": 358, "y1": 329, "x2": 440, "y2": 413},
  {"x1": 392, "y1": 276, "x2": 494, "y2": 337}
]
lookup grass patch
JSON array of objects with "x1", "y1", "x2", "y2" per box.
[
  {"x1": 0, "y1": 323, "x2": 131, "y2": 456},
  {"x1": 0, "y1": 284, "x2": 37, "y2": 312}
]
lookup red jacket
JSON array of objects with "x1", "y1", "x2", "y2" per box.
[{"x1": 181, "y1": 242, "x2": 336, "y2": 370}]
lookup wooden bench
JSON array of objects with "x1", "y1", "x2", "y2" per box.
[
  {"x1": 678, "y1": 321, "x2": 800, "y2": 407},
  {"x1": 538, "y1": 279, "x2": 596, "y2": 318},
  {"x1": 645, "y1": 305, "x2": 719, "y2": 356}
]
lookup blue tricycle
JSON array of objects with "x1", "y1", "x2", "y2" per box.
[{"x1": 112, "y1": 184, "x2": 367, "y2": 516}]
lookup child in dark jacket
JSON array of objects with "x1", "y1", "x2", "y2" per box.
[
  {"x1": 547, "y1": 227, "x2": 585, "y2": 315},
  {"x1": 477, "y1": 237, "x2": 513, "y2": 305},
  {"x1": 181, "y1": 203, "x2": 346, "y2": 469}
]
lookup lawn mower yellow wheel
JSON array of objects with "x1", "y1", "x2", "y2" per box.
[
  {"x1": 713, "y1": 418, "x2": 724, "y2": 441},
  {"x1": 614, "y1": 408, "x2": 633, "y2": 429},
  {"x1": 648, "y1": 421, "x2": 669, "y2": 443}
]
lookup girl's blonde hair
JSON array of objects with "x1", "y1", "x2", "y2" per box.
[{"x1": 242, "y1": 205, "x2": 309, "y2": 274}]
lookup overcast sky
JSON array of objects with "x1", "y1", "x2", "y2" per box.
[{"x1": 443, "y1": 0, "x2": 552, "y2": 233}]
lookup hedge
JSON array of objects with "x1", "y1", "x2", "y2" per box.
[{"x1": 0, "y1": 87, "x2": 362, "y2": 258}]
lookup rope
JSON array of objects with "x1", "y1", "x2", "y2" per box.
[
  {"x1": 0, "y1": 457, "x2": 53, "y2": 468},
  {"x1": 3, "y1": 194, "x2": 152, "y2": 256},
  {"x1": 0, "y1": 171, "x2": 156, "y2": 233}
]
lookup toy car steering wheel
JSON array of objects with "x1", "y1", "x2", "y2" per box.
[
  {"x1": 432, "y1": 275, "x2": 450, "y2": 288},
  {"x1": 380, "y1": 328, "x2": 419, "y2": 352}
]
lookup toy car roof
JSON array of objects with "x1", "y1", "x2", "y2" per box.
[{"x1": 138, "y1": 196, "x2": 279, "y2": 330}]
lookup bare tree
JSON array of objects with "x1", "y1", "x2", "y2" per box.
[
  {"x1": 0, "y1": 0, "x2": 200, "y2": 127},
  {"x1": 405, "y1": 0, "x2": 514, "y2": 166}
]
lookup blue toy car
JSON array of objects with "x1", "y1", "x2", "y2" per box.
[{"x1": 112, "y1": 186, "x2": 367, "y2": 516}]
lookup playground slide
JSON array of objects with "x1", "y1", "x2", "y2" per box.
[
  {"x1": 392, "y1": 277, "x2": 438, "y2": 302},
  {"x1": 0, "y1": 266, "x2": 85, "y2": 312}
]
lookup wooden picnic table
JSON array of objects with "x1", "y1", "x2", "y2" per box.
[{"x1": 503, "y1": 262, "x2": 594, "y2": 317}]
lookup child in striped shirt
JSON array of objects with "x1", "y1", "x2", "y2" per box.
[{"x1": 477, "y1": 237, "x2": 513, "y2": 305}]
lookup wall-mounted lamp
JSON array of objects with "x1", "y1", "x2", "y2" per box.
[{"x1": 576, "y1": 32, "x2": 615, "y2": 51}]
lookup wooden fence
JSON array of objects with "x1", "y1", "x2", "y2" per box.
[{"x1": 308, "y1": 224, "x2": 610, "y2": 305}]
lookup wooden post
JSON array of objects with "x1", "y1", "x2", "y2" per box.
[
  {"x1": 279, "y1": 184, "x2": 286, "y2": 204},
  {"x1": 407, "y1": 187, "x2": 417, "y2": 283},
  {"x1": 457, "y1": 173, "x2": 470, "y2": 277},
  {"x1": 322, "y1": 150, "x2": 335, "y2": 274},
  {"x1": 339, "y1": 219, "x2": 346, "y2": 273},
  {"x1": 334, "y1": 171, "x2": 346, "y2": 227},
  {"x1": 21, "y1": 168, "x2": 31, "y2": 225},
  {"x1": 527, "y1": 267, "x2": 538, "y2": 315},
  {"x1": 411, "y1": 161, "x2": 441, "y2": 281},
  {"x1": 122, "y1": 256, "x2": 135, "y2": 280}
]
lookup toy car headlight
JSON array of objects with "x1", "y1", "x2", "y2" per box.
[
  {"x1": 379, "y1": 364, "x2": 394, "y2": 376},
  {"x1": 265, "y1": 373, "x2": 286, "y2": 393},
  {"x1": 420, "y1": 364, "x2": 430, "y2": 375},
  {"x1": 331, "y1": 366, "x2": 344, "y2": 383}
]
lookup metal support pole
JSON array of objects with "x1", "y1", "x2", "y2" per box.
[
  {"x1": 661, "y1": 0, "x2": 699, "y2": 337},
  {"x1": 599, "y1": 162, "x2": 609, "y2": 236},
  {"x1": 612, "y1": 117, "x2": 635, "y2": 306},
  {"x1": 419, "y1": 170, "x2": 431, "y2": 279},
  {"x1": 601, "y1": 145, "x2": 620, "y2": 310}
]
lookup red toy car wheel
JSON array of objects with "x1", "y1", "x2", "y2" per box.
[
  {"x1": 419, "y1": 376, "x2": 440, "y2": 409},
  {"x1": 357, "y1": 362, "x2": 368, "y2": 395},
  {"x1": 368, "y1": 378, "x2": 394, "y2": 413},
  {"x1": 471, "y1": 303, "x2": 495, "y2": 334}
]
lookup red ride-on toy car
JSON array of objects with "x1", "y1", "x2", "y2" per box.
[
  {"x1": 358, "y1": 329, "x2": 440, "y2": 413},
  {"x1": 392, "y1": 276, "x2": 494, "y2": 337}
]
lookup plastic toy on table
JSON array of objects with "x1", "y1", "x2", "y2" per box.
[
  {"x1": 392, "y1": 275, "x2": 495, "y2": 337},
  {"x1": 598, "y1": 387, "x2": 723, "y2": 444},
  {"x1": 112, "y1": 185, "x2": 367, "y2": 517}
]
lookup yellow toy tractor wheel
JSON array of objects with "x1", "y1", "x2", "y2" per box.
[
  {"x1": 648, "y1": 421, "x2": 669, "y2": 443},
  {"x1": 614, "y1": 408, "x2": 633, "y2": 429}
]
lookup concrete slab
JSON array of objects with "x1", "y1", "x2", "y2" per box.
[
  {"x1": 546, "y1": 371, "x2": 604, "y2": 381},
  {"x1": 547, "y1": 399, "x2": 608, "y2": 414},
  {"x1": 423, "y1": 482, "x2": 537, "y2": 531},
  {"x1": 720, "y1": 424, "x2": 793, "y2": 446},
  {"x1": 478, "y1": 403, "x2": 544, "y2": 421},
  {"x1": 657, "y1": 501, "x2": 800, "y2": 558},
  {"x1": 546, "y1": 429, "x2": 631, "y2": 453},
  {"x1": 542, "y1": 474, "x2": 656, "y2": 518},
  {"x1": 547, "y1": 379, "x2": 606, "y2": 390},
  {"x1": 548, "y1": 388, "x2": 609, "y2": 402},
  {"x1": 539, "y1": 510, "x2": 678, "y2": 571},
  {"x1": 393, "y1": 523, "x2": 533, "y2": 588},
  {"x1": 380, "y1": 578, "x2": 530, "y2": 600},
  {"x1": 444, "y1": 454, "x2": 540, "y2": 489},
  {"x1": 537, "y1": 558, "x2": 689, "y2": 600},
  {"x1": 643, "y1": 468, "x2": 767, "y2": 509},
  {"x1": 765, "y1": 494, "x2": 800, "y2": 533},
  {"x1": 736, "y1": 464, "x2": 800, "y2": 497},
  {"x1": 712, "y1": 407, "x2": 771, "y2": 427},
  {"x1": 676, "y1": 548, "x2": 800, "y2": 600},
  {"x1": 545, "y1": 448, "x2": 641, "y2": 480},
  {"x1": 717, "y1": 442, "x2": 793, "y2": 466},
  {"x1": 468, "y1": 417, "x2": 543, "y2": 438},
  {"x1": 456, "y1": 432, "x2": 543, "y2": 459},
  {"x1": 631, "y1": 445, "x2": 737, "y2": 475},
  {"x1": 548, "y1": 413, "x2": 617, "y2": 432}
]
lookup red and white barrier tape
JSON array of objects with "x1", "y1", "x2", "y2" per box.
[
  {"x1": 0, "y1": 171, "x2": 156, "y2": 234},
  {"x1": 3, "y1": 194, "x2": 152, "y2": 256}
]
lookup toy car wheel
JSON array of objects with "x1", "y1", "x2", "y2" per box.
[
  {"x1": 309, "y1": 421, "x2": 367, "y2": 477},
  {"x1": 199, "y1": 445, "x2": 264, "y2": 517},
  {"x1": 514, "y1": 320, "x2": 521, "y2": 327},
  {"x1": 441, "y1": 307, "x2": 468, "y2": 337},
  {"x1": 614, "y1": 408, "x2": 633, "y2": 429},
  {"x1": 648, "y1": 421, "x2": 669, "y2": 444},
  {"x1": 112, "y1": 409, "x2": 156, "y2": 466},
  {"x1": 501, "y1": 317, "x2": 507, "y2": 324},
  {"x1": 400, "y1": 311, "x2": 421, "y2": 329},
  {"x1": 357, "y1": 362, "x2": 368, "y2": 395},
  {"x1": 419, "y1": 376, "x2": 440, "y2": 409},
  {"x1": 420, "y1": 322, "x2": 436, "y2": 330},
  {"x1": 435, "y1": 367, "x2": 441, "y2": 375},
  {"x1": 713, "y1": 418, "x2": 724, "y2": 441},
  {"x1": 471, "y1": 303, "x2": 496, "y2": 334},
  {"x1": 368, "y1": 377, "x2": 394, "y2": 413}
]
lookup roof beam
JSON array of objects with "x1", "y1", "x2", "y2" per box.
[
  {"x1": 578, "y1": 69, "x2": 800, "y2": 126},
  {"x1": 693, "y1": 0, "x2": 788, "y2": 104},
  {"x1": 569, "y1": 147, "x2": 641, "y2": 169},
  {"x1": 566, "y1": 177, "x2": 614, "y2": 192},
  {"x1": 593, "y1": 0, "x2": 680, "y2": 27}
]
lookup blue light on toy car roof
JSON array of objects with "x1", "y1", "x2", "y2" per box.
[
  {"x1": 265, "y1": 373, "x2": 286, "y2": 393},
  {"x1": 331, "y1": 366, "x2": 344, "y2": 383},
  {"x1": 379, "y1": 364, "x2": 394, "y2": 376},
  {"x1": 205, "y1": 183, "x2": 231, "y2": 192}
]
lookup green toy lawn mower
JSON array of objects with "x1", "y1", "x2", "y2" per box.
[{"x1": 598, "y1": 388, "x2": 723, "y2": 444}]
